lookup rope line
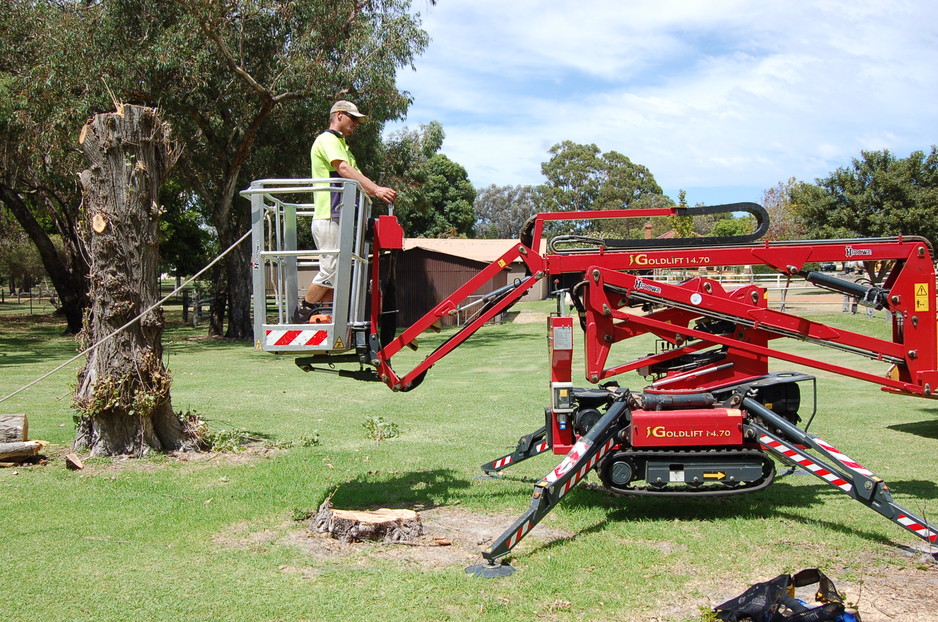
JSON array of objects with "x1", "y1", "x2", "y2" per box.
[{"x1": 0, "y1": 227, "x2": 253, "y2": 406}]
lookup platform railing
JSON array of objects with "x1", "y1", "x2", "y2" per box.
[{"x1": 242, "y1": 178, "x2": 372, "y2": 353}]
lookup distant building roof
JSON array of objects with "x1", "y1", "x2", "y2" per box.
[
  {"x1": 402, "y1": 238, "x2": 539, "y2": 263},
  {"x1": 656, "y1": 229, "x2": 704, "y2": 240}
]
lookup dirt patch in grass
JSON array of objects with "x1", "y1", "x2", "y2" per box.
[
  {"x1": 217, "y1": 506, "x2": 574, "y2": 571},
  {"x1": 701, "y1": 545, "x2": 938, "y2": 622},
  {"x1": 18, "y1": 444, "x2": 286, "y2": 476},
  {"x1": 170, "y1": 445, "x2": 286, "y2": 466},
  {"x1": 511, "y1": 311, "x2": 549, "y2": 325},
  {"x1": 836, "y1": 562, "x2": 938, "y2": 621},
  {"x1": 290, "y1": 505, "x2": 576, "y2": 570},
  {"x1": 215, "y1": 506, "x2": 938, "y2": 620}
]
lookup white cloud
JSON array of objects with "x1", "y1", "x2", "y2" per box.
[{"x1": 390, "y1": 0, "x2": 938, "y2": 203}]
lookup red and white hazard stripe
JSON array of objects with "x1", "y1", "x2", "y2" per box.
[
  {"x1": 493, "y1": 442, "x2": 550, "y2": 470},
  {"x1": 492, "y1": 456, "x2": 513, "y2": 469},
  {"x1": 266, "y1": 328, "x2": 329, "y2": 347},
  {"x1": 760, "y1": 435, "x2": 852, "y2": 492},
  {"x1": 507, "y1": 520, "x2": 531, "y2": 549},
  {"x1": 815, "y1": 438, "x2": 874, "y2": 477},
  {"x1": 897, "y1": 514, "x2": 938, "y2": 542},
  {"x1": 562, "y1": 438, "x2": 616, "y2": 493}
]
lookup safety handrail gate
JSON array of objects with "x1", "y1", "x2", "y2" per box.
[{"x1": 242, "y1": 178, "x2": 372, "y2": 353}]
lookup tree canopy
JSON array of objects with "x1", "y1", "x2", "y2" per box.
[
  {"x1": 539, "y1": 141, "x2": 664, "y2": 213},
  {"x1": 0, "y1": 0, "x2": 430, "y2": 336},
  {"x1": 395, "y1": 154, "x2": 476, "y2": 237},
  {"x1": 383, "y1": 121, "x2": 476, "y2": 237},
  {"x1": 792, "y1": 148, "x2": 938, "y2": 245},
  {"x1": 473, "y1": 185, "x2": 540, "y2": 239},
  {"x1": 762, "y1": 178, "x2": 808, "y2": 241}
]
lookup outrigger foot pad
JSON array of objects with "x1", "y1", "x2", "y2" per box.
[{"x1": 465, "y1": 561, "x2": 515, "y2": 578}]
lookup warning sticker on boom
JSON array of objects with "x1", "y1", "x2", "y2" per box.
[
  {"x1": 915, "y1": 283, "x2": 930, "y2": 312},
  {"x1": 333, "y1": 337, "x2": 346, "y2": 350}
]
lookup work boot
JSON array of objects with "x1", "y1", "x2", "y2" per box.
[{"x1": 291, "y1": 300, "x2": 322, "y2": 324}]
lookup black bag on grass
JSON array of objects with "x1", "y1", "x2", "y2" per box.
[{"x1": 714, "y1": 568, "x2": 855, "y2": 622}]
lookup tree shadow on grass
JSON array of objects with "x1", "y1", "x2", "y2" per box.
[
  {"x1": 326, "y1": 468, "x2": 472, "y2": 511},
  {"x1": 0, "y1": 319, "x2": 77, "y2": 367},
  {"x1": 0, "y1": 350, "x2": 57, "y2": 367},
  {"x1": 163, "y1": 336, "x2": 255, "y2": 353},
  {"x1": 314, "y1": 465, "x2": 937, "y2": 567},
  {"x1": 887, "y1": 418, "x2": 938, "y2": 440}
]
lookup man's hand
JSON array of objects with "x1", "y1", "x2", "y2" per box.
[
  {"x1": 334, "y1": 160, "x2": 398, "y2": 204},
  {"x1": 373, "y1": 186, "x2": 397, "y2": 203}
]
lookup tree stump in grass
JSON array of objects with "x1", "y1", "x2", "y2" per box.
[{"x1": 312, "y1": 498, "x2": 423, "y2": 543}]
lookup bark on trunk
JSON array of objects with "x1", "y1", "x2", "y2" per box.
[
  {"x1": 208, "y1": 266, "x2": 227, "y2": 337},
  {"x1": 207, "y1": 212, "x2": 251, "y2": 339},
  {"x1": 224, "y1": 237, "x2": 252, "y2": 339},
  {"x1": 72, "y1": 104, "x2": 194, "y2": 457}
]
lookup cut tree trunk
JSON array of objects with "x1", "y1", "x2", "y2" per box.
[
  {"x1": 0, "y1": 414, "x2": 28, "y2": 442},
  {"x1": 0, "y1": 440, "x2": 47, "y2": 462},
  {"x1": 312, "y1": 498, "x2": 423, "y2": 543},
  {"x1": 72, "y1": 104, "x2": 194, "y2": 457}
]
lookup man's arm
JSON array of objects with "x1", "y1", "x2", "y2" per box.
[{"x1": 334, "y1": 160, "x2": 397, "y2": 204}]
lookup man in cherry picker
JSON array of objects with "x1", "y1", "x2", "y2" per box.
[{"x1": 293, "y1": 100, "x2": 398, "y2": 324}]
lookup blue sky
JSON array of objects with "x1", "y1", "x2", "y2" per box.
[{"x1": 386, "y1": 0, "x2": 938, "y2": 206}]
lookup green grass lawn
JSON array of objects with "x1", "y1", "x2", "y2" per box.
[{"x1": 1, "y1": 303, "x2": 936, "y2": 621}]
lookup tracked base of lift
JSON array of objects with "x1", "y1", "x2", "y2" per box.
[{"x1": 465, "y1": 561, "x2": 515, "y2": 578}]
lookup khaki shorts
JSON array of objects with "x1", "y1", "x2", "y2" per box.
[{"x1": 310, "y1": 218, "x2": 339, "y2": 287}]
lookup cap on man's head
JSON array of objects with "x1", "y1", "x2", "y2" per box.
[{"x1": 330, "y1": 100, "x2": 367, "y2": 119}]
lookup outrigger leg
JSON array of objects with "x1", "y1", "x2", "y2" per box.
[
  {"x1": 743, "y1": 397, "x2": 938, "y2": 554},
  {"x1": 480, "y1": 425, "x2": 551, "y2": 475},
  {"x1": 466, "y1": 396, "x2": 629, "y2": 577}
]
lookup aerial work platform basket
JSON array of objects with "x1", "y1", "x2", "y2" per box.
[{"x1": 242, "y1": 178, "x2": 375, "y2": 354}]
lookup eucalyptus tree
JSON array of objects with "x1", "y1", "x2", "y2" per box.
[
  {"x1": 380, "y1": 121, "x2": 445, "y2": 217},
  {"x1": 473, "y1": 184, "x2": 541, "y2": 239},
  {"x1": 540, "y1": 141, "x2": 664, "y2": 213},
  {"x1": 762, "y1": 177, "x2": 809, "y2": 241},
  {"x1": 0, "y1": 2, "x2": 97, "y2": 333},
  {"x1": 539, "y1": 141, "x2": 667, "y2": 238},
  {"x1": 380, "y1": 121, "x2": 476, "y2": 237},
  {"x1": 396, "y1": 153, "x2": 476, "y2": 237},
  {"x1": 794, "y1": 148, "x2": 938, "y2": 245},
  {"x1": 789, "y1": 148, "x2": 938, "y2": 281},
  {"x1": 100, "y1": 0, "x2": 430, "y2": 337}
]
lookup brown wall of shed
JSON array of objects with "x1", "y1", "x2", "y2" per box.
[{"x1": 394, "y1": 249, "x2": 510, "y2": 327}]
